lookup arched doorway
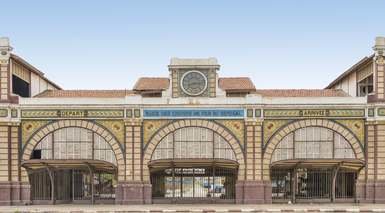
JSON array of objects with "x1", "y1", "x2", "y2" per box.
[
  {"x1": 21, "y1": 122, "x2": 124, "y2": 205},
  {"x1": 266, "y1": 122, "x2": 365, "y2": 203},
  {"x1": 145, "y1": 120, "x2": 244, "y2": 204}
]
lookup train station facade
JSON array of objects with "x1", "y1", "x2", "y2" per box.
[{"x1": 0, "y1": 37, "x2": 385, "y2": 205}]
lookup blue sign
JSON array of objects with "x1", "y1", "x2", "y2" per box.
[{"x1": 143, "y1": 108, "x2": 244, "y2": 119}]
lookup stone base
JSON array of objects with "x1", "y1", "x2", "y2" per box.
[
  {"x1": 375, "y1": 180, "x2": 385, "y2": 203},
  {"x1": 235, "y1": 180, "x2": 271, "y2": 204},
  {"x1": 0, "y1": 181, "x2": 30, "y2": 206},
  {"x1": 354, "y1": 180, "x2": 385, "y2": 203},
  {"x1": 115, "y1": 182, "x2": 152, "y2": 204}
]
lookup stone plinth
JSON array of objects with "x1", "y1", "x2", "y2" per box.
[
  {"x1": 235, "y1": 180, "x2": 271, "y2": 204},
  {"x1": 116, "y1": 182, "x2": 152, "y2": 204},
  {"x1": 0, "y1": 182, "x2": 30, "y2": 206}
]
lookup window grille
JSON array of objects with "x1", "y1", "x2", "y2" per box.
[
  {"x1": 152, "y1": 127, "x2": 236, "y2": 161},
  {"x1": 272, "y1": 127, "x2": 355, "y2": 162},
  {"x1": 32, "y1": 127, "x2": 117, "y2": 165}
]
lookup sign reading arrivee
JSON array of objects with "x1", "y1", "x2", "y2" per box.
[{"x1": 143, "y1": 108, "x2": 244, "y2": 119}]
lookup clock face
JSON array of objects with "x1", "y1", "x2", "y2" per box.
[{"x1": 181, "y1": 71, "x2": 208, "y2": 96}]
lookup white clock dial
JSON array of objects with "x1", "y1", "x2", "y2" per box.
[{"x1": 181, "y1": 71, "x2": 208, "y2": 96}]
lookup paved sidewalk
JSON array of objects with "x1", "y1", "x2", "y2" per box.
[{"x1": 1, "y1": 204, "x2": 385, "y2": 213}]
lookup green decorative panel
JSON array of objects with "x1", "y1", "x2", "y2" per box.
[
  {"x1": 21, "y1": 120, "x2": 50, "y2": 146},
  {"x1": 255, "y1": 109, "x2": 261, "y2": 117},
  {"x1": 126, "y1": 109, "x2": 133, "y2": 118},
  {"x1": 264, "y1": 109, "x2": 365, "y2": 118},
  {"x1": 378, "y1": 108, "x2": 385, "y2": 116},
  {"x1": 368, "y1": 108, "x2": 375, "y2": 117},
  {"x1": 263, "y1": 120, "x2": 291, "y2": 144},
  {"x1": 134, "y1": 109, "x2": 141, "y2": 118},
  {"x1": 247, "y1": 109, "x2": 253, "y2": 118},
  {"x1": 11, "y1": 109, "x2": 18, "y2": 118},
  {"x1": 95, "y1": 120, "x2": 125, "y2": 145},
  {"x1": 143, "y1": 120, "x2": 171, "y2": 146},
  {"x1": 335, "y1": 119, "x2": 365, "y2": 145},
  {"x1": 216, "y1": 120, "x2": 245, "y2": 148},
  {"x1": 0, "y1": 108, "x2": 8, "y2": 117}
]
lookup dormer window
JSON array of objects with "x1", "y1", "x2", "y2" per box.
[
  {"x1": 12, "y1": 74, "x2": 30, "y2": 97},
  {"x1": 357, "y1": 75, "x2": 373, "y2": 97}
]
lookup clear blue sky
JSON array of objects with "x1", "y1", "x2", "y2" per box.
[{"x1": 2, "y1": 0, "x2": 385, "y2": 90}]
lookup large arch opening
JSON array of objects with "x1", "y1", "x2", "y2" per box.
[
  {"x1": 21, "y1": 121, "x2": 124, "y2": 205},
  {"x1": 268, "y1": 125, "x2": 364, "y2": 203},
  {"x1": 147, "y1": 123, "x2": 242, "y2": 204}
]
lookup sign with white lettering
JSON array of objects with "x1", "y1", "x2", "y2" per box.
[{"x1": 143, "y1": 108, "x2": 244, "y2": 119}]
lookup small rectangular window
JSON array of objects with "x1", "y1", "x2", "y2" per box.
[
  {"x1": 12, "y1": 75, "x2": 30, "y2": 97},
  {"x1": 357, "y1": 75, "x2": 373, "y2": 97}
]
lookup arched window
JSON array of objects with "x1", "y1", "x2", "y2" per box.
[
  {"x1": 151, "y1": 127, "x2": 236, "y2": 161},
  {"x1": 271, "y1": 127, "x2": 355, "y2": 162},
  {"x1": 33, "y1": 127, "x2": 116, "y2": 165}
]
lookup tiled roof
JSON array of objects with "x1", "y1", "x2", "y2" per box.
[
  {"x1": 34, "y1": 90, "x2": 135, "y2": 98},
  {"x1": 253, "y1": 89, "x2": 349, "y2": 97},
  {"x1": 133, "y1": 77, "x2": 169, "y2": 91},
  {"x1": 218, "y1": 77, "x2": 256, "y2": 91}
]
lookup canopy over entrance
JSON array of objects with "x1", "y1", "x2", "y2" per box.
[
  {"x1": 149, "y1": 159, "x2": 239, "y2": 171},
  {"x1": 270, "y1": 159, "x2": 365, "y2": 171},
  {"x1": 270, "y1": 159, "x2": 365, "y2": 203},
  {"x1": 22, "y1": 159, "x2": 117, "y2": 204},
  {"x1": 21, "y1": 159, "x2": 117, "y2": 172}
]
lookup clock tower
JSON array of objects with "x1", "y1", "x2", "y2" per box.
[{"x1": 169, "y1": 57, "x2": 220, "y2": 98}]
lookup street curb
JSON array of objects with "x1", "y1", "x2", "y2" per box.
[{"x1": 91, "y1": 209, "x2": 385, "y2": 213}]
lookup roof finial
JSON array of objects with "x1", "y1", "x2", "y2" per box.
[{"x1": 374, "y1": 37, "x2": 385, "y2": 65}]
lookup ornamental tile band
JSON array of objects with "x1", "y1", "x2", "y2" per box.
[
  {"x1": 21, "y1": 110, "x2": 58, "y2": 118},
  {"x1": 264, "y1": 109, "x2": 365, "y2": 118},
  {"x1": 21, "y1": 109, "x2": 124, "y2": 118},
  {"x1": 87, "y1": 109, "x2": 124, "y2": 118}
]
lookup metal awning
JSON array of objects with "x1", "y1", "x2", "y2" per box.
[
  {"x1": 270, "y1": 159, "x2": 365, "y2": 171},
  {"x1": 149, "y1": 159, "x2": 239, "y2": 171},
  {"x1": 21, "y1": 159, "x2": 117, "y2": 173}
]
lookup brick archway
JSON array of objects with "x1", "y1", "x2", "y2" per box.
[
  {"x1": 262, "y1": 119, "x2": 365, "y2": 180},
  {"x1": 22, "y1": 120, "x2": 125, "y2": 181},
  {"x1": 142, "y1": 119, "x2": 245, "y2": 181}
]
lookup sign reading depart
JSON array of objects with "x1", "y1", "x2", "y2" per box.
[
  {"x1": 143, "y1": 108, "x2": 244, "y2": 119},
  {"x1": 58, "y1": 110, "x2": 86, "y2": 118},
  {"x1": 21, "y1": 109, "x2": 124, "y2": 118}
]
